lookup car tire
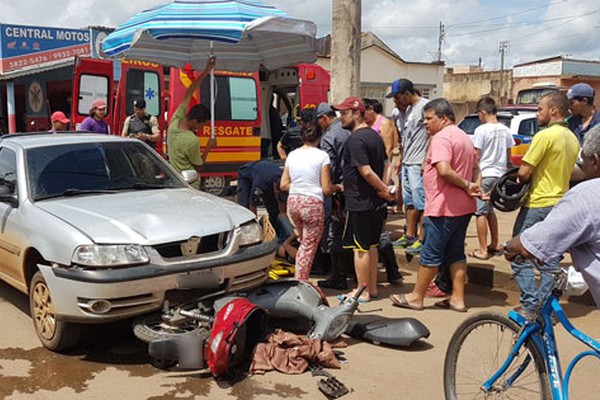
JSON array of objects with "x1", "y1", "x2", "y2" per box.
[{"x1": 29, "y1": 271, "x2": 80, "y2": 352}]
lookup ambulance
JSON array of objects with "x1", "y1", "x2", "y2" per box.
[{"x1": 73, "y1": 59, "x2": 330, "y2": 195}]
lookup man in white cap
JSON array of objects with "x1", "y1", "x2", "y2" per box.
[{"x1": 567, "y1": 83, "x2": 600, "y2": 144}]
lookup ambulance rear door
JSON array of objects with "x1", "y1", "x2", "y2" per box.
[{"x1": 71, "y1": 57, "x2": 114, "y2": 132}]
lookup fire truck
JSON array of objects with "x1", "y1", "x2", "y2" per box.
[{"x1": 72, "y1": 59, "x2": 330, "y2": 195}]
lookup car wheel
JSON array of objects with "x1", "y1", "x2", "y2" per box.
[
  {"x1": 201, "y1": 176, "x2": 230, "y2": 197},
  {"x1": 29, "y1": 271, "x2": 80, "y2": 352}
]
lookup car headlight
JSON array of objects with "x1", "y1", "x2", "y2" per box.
[
  {"x1": 72, "y1": 244, "x2": 149, "y2": 267},
  {"x1": 238, "y1": 221, "x2": 262, "y2": 247}
]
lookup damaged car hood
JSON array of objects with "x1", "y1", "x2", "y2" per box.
[{"x1": 34, "y1": 188, "x2": 255, "y2": 244}]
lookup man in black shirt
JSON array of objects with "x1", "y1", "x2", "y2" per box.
[{"x1": 333, "y1": 97, "x2": 394, "y2": 302}]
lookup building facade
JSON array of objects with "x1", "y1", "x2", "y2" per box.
[{"x1": 316, "y1": 32, "x2": 444, "y2": 115}]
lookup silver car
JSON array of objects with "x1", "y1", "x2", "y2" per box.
[{"x1": 0, "y1": 133, "x2": 276, "y2": 351}]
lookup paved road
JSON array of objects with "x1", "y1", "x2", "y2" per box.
[{"x1": 1, "y1": 267, "x2": 598, "y2": 399}]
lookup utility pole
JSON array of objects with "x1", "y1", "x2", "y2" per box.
[
  {"x1": 437, "y1": 21, "x2": 445, "y2": 63},
  {"x1": 331, "y1": 0, "x2": 361, "y2": 104},
  {"x1": 498, "y1": 40, "x2": 508, "y2": 104}
]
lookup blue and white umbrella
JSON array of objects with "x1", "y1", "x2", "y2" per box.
[{"x1": 101, "y1": 0, "x2": 317, "y2": 72}]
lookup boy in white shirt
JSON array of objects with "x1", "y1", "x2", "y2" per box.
[{"x1": 470, "y1": 97, "x2": 515, "y2": 260}]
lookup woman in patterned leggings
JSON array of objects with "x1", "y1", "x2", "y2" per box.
[{"x1": 280, "y1": 126, "x2": 341, "y2": 280}]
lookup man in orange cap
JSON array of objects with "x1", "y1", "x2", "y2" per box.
[{"x1": 50, "y1": 111, "x2": 70, "y2": 132}]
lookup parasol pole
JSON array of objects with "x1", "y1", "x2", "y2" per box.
[{"x1": 210, "y1": 41, "x2": 215, "y2": 140}]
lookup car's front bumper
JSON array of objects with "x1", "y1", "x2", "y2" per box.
[{"x1": 38, "y1": 239, "x2": 277, "y2": 323}]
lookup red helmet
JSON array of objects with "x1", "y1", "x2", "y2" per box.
[{"x1": 206, "y1": 298, "x2": 267, "y2": 377}]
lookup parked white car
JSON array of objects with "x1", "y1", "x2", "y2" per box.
[
  {"x1": 458, "y1": 107, "x2": 539, "y2": 165},
  {"x1": 0, "y1": 133, "x2": 276, "y2": 351}
]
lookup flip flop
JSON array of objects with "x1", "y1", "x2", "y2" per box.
[
  {"x1": 487, "y1": 246, "x2": 503, "y2": 256},
  {"x1": 337, "y1": 294, "x2": 370, "y2": 303},
  {"x1": 434, "y1": 299, "x2": 468, "y2": 313},
  {"x1": 468, "y1": 249, "x2": 490, "y2": 260},
  {"x1": 389, "y1": 294, "x2": 424, "y2": 311}
]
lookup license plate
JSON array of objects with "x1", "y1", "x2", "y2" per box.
[{"x1": 176, "y1": 269, "x2": 222, "y2": 289}]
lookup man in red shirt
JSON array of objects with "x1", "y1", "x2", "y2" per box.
[{"x1": 390, "y1": 98, "x2": 481, "y2": 312}]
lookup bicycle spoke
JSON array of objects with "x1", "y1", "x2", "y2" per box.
[{"x1": 444, "y1": 314, "x2": 549, "y2": 400}]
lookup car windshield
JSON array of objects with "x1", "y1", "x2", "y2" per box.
[
  {"x1": 458, "y1": 116, "x2": 512, "y2": 136},
  {"x1": 27, "y1": 141, "x2": 185, "y2": 201}
]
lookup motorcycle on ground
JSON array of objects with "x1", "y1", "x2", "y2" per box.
[{"x1": 135, "y1": 279, "x2": 430, "y2": 377}]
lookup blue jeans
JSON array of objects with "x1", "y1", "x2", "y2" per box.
[
  {"x1": 511, "y1": 206, "x2": 561, "y2": 313},
  {"x1": 420, "y1": 215, "x2": 472, "y2": 268},
  {"x1": 401, "y1": 164, "x2": 425, "y2": 210}
]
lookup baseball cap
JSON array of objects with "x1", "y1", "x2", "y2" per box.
[
  {"x1": 385, "y1": 78, "x2": 414, "y2": 98},
  {"x1": 332, "y1": 97, "x2": 365, "y2": 113},
  {"x1": 315, "y1": 102, "x2": 333, "y2": 118},
  {"x1": 51, "y1": 111, "x2": 69, "y2": 124},
  {"x1": 133, "y1": 98, "x2": 146, "y2": 108},
  {"x1": 567, "y1": 83, "x2": 595, "y2": 100},
  {"x1": 92, "y1": 99, "x2": 107, "y2": 110}
]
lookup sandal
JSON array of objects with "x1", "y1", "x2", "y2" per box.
[
  {"x1": 468, "y1": 249, "x2": 490, "y2": 260},
  {"x1": 389, "y1": 294, "x2": 424, "y2": 311},
  {"x1": 434, "y1": 299, "x2": 468, "y2": 313},
  {"x1": 487, "y1": 246, "x2": 503, "y2": 256},
  {"x1": 337, "y1": 293, "x2": 370, "y2": 303}
]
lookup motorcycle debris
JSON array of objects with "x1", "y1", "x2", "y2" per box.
[{"x1": 308, "y1": 363, "x2": 350, "y2": 399}]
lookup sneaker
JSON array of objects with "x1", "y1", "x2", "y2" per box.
[
  {"x1": 425, "y1": 282, "x2": 449, "y2": 298},
  {"x1": 405, "y1": 240, "x2": 422, "y2": 255},
  {"x1": 317, "y1": 279, "x2": 349, "y2": 290},
  {"x1": 393, "y1": 235, "x2": 416, "y2": 249}
]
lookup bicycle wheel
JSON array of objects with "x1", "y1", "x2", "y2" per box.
[{"x1": 444, "y1": 313, "x2": 550, "y2": 399}]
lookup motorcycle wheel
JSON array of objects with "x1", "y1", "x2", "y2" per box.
[{"x1": 132, "y1": 312, "x2": 210, "y2": 344}]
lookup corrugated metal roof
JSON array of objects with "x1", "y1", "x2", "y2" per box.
[{"x1": 0, "y1": 59, "x2": 73, "y2": 81}]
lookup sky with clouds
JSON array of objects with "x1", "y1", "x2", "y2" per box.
[{"x1": 2, "y1": 0, "x2": 599, "y2": 69}]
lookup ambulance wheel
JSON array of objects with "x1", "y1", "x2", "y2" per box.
[{"x1": 201, "y1": 176, "x2": 230, "y2": 196}]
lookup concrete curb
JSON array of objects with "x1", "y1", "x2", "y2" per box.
[
  {"x1": 394, "y1": 249, "x2": 596, "y2": 307},
  {"x1": 397, "y1": 250, "x2": 520, "y2": 292}
]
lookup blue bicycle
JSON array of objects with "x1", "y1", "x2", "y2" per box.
[{"x1": 443, "y1": 270, "x2": 600, "y2": 399}]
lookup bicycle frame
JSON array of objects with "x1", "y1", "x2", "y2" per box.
[{"x1": 481, "y1": 294, "x2": 600, "y2": 399}]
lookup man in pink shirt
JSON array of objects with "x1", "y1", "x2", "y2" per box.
[{"x1": 390, "y1": 98, "x2": 481, "y2": 312}]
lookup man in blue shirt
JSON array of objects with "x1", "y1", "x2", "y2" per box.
[{"x1": 567, "y1": 83, "x2": 600, "y2": 144}]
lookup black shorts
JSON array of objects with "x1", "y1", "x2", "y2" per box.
[{"x1": 342, "y1": 206, "x2": 386, "y2": 252}]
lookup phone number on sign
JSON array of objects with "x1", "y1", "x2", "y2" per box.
[{"x1": 6, "y1": 48, "x2": 89, "y2": 70}]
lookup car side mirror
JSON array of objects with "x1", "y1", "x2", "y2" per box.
[{"x1": 181, "y1": 170, "x2": 198, "y2": 185}]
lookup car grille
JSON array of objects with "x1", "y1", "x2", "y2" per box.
[
  {"x1": 229, "y1": 267, "x2": 269, "y2": 292},
  {"x1": 153, "y1": 232, "x2": 230, "y2": 258}
]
